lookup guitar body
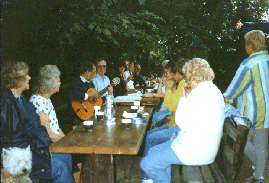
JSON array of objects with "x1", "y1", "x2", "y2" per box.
[{"x1": 71, "y1": 88, "x2": 103, "y2": 120}]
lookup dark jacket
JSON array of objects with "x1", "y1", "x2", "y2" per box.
[
  {"x1": 1, "y1": 87, "x2": 53, "y2": 180},
  {"x1": 68, "y1": 76, "x2": 95, "y2": 125},
  {"x1": 111, "y1": 73, "x2": 128, "y2": 97},
  {"x1": 68, "y1": 76, "x2": 95, "y2": 101},
  {"x1": 133, "y1": 72, "x2": 145, "y2": 86}
]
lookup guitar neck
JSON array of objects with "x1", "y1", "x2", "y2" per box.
[
  {"x1": 97, "y1": 82, "x2": 116, "y2": 97},
  {"x1": 98, "y1": 86, "x2": 109, "y2": 97}
]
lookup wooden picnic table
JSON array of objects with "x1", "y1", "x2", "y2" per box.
[
  {"x1": 49, "y1": 106, "x2": 153, "y2": 182},
  {"x1": 116, "y1": 89, "x2": 160, "y2": 106}
]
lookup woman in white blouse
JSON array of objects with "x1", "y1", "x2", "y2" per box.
[
  {"x1": 140, "y1": 58, "x2": 225, "y2": 183},
  {"x1": 30, "y1": 65, "x2": 82, "y2": 183}
]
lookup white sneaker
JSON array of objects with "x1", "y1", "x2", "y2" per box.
[{"x1": 142, "y1": 179, "x2": 153, "y2": 183}]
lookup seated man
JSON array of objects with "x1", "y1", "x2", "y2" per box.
[
  {"x1": 92, "y1": 58, "x2": 113, "y2": 103},
  {"x1": 133, "y1": 63, "x2": 145, "y2": 87},
  {"x1": 140, "y1": 58, "x2": 225, "y2": 183},
  {"x1": 111, "y1": 61, "x2": 128, "y2": 97},
  {"x1": 1, "y1": 61, "x2": 75, "y2": 183},
  {"x1": 124, "y1": 62, "x2": 135, "y2": 90},
  {"x1": 69, "y1": 61, "x2": 98, "y2": 125}
]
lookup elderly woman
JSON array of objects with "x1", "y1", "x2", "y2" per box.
[
  {"x1": 29, "y1": 65, "x2": 81, "y2": 183},
  {"x1": 140, "y1": 58, "x2": 225, "y2": 183},
  {"x1": 1, "y1": 62, "x2": 75, "y2": 183}
]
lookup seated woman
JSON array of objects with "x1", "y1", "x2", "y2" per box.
[
  {"x1": 143, "y1": 60, "x2": 179, "y2": 125},
  {"x1": 1, "y1": 61, "x2": 75, "y2": 183},
  {"x1": 29, "y1": 65, "x2": 82, "y2": 183},
  {"x1": 140, "y1": 58, "x2": 225, "y2": 183},
  {"x1": 111, "y1": 61, "x2": 128, "y2": 97}
]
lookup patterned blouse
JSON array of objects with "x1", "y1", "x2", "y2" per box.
[{"x1": 30, "y1": 95, "x2": 60, "y2": 135}]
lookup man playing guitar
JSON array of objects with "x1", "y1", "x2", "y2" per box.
[
  {"x1": 69, "y1": 61, "x2": 98, "y2": 124},
  {"x1": 93, "y1": 58, "x2": 113, "y2": 103}
]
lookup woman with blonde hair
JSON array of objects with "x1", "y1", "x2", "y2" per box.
[
  {"x1": 30, "y1": 65, "x2": 81, "y2": 183},
  {"x1": 140, "y1": 58, "x2": 225, "y2": 183}
]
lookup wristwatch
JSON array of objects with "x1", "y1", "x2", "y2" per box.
[{"x1": 153, "y1": 93, "x2": 156, "y2": 97}]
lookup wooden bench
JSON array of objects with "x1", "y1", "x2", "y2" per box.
[{"x1": 171, "y1": 119, "x2": 249, "y2": 183}]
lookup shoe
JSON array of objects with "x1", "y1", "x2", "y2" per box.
[
  {"x1": 246, "y1": 176, "x2": 265, "y2": 183},
  {"x1": 142, "y1": 179, "x2": 153, "y2": 183}
]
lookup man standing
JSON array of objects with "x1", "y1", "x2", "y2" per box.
[
  {"x1": 93, "y1": 58, "x2": 113, "y2": 103},
  {"x1": 224, "y1": 30, "x2": 268, "y2": 183},
  {"x1": 69, "y1": 61, "x2": 98, "y2": 124}
]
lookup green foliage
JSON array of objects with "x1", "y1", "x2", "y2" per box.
[{"x1": 2, "y1": 0, "x2": 268, "y2": 86}]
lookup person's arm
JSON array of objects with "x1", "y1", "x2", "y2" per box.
[
  {"x1": 143, "y1": 92, "x2": 165, "y2": 98},
  {"x1": 164, "y1": 80, "x2": 185, "y2": 112},
  {"x1": 69, "y1": 79, "x2": 88, "y2": 101},
  {"x1": 38, "y1": 112, "x2": 62, "y2": 142},
  {"x1": 223, "y1": 64, "x2": 251, "y2": 102}
]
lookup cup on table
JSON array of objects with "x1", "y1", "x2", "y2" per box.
[
  {"x1": 134, "y1": 100, "x2": 140, "y2": 109},
  {"x1": 94, "y1": 106, "x2": 101, "y2": 115},
  {"x1": 83, "y1": 121, "x2": 93, "y2": 131},
  {"x1": 121, "y1": 119, "x2": 132, "y2": 129},
  {"x1": 96, "y1": 111, "x2": 104, "y2": 121},
  {"x1": 131, "y1": 105, "x2": 139, "y2": 113}
]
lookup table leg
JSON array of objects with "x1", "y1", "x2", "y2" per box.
[{"x1": 82, "y1": 154, "x2": 115, "y2": 183}]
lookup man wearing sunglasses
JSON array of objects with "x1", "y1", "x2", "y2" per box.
[{"x1": 93, "y1": 58, "x2": 113, "y2": 104}]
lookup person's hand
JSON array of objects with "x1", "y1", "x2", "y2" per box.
[
  {"x1": 165, "y1": 79, "x2": 175, "y2": 91},
  {"x1": 108, "y1": 85, "x2": 113, "y2": 94},
  {"x1": 88, "y1": 89, "x2": 98, "y2": 99},
  {"x1": 182, "y1": 84, "x2": 190, "y2": 98},
  {"x1": 224, "y1": 97, "x2": 229, "y2": 103},
  {"x1": 143, "y1": 93, "x2": 153, "y2": 97},
  {"x1": 127, "y1": 74, "x2": 133, "y2": 81},
  {"x1": 1, "y1": 168, "x2": 12, "y2": 183}
]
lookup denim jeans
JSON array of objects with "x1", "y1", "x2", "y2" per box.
[
  {"x1": 51, "y1": 153, "x2": 75, "y2": 183},
  {"x1": 140, "y1": 139, "x2": 183, "y2": 183},
  {"x1": 152, "y1": 109, "x2": 173, "y2": 125},
  {"x1": 141, "y1": 125, "x2": 180, "y2": 179}
]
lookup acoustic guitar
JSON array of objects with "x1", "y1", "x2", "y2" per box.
[{"x1": 71, "y1": 77, "x2": 120, "y2": 120}]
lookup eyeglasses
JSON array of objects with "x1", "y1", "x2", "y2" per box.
[{"x1": 97, "y1": 65, "x2": 107, "y2": 69}]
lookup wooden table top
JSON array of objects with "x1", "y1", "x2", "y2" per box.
[
  {"x1": 49, "y1": 106, "x2": 153, "y2": 155},
  {"x1": 116, "y1": 89, "x2": 160, "y2": 106}
]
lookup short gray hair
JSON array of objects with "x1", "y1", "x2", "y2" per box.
[
  {"x1": 244, "y1": 30, "x2": 266, "y2": 52},
  {"x1": 33, "y1": 65, "x2": 61, "y2": 94}
]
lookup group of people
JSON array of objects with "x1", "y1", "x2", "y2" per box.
[
  {"x1": 140, "y1": 30, "x2": 268, "y2": 183},
  {"x1": 1, "y1": 30, "x2": 268, "y2": 183},
  {"x1": 1, "y1": 56, "x2": 145, "y2": 182}
]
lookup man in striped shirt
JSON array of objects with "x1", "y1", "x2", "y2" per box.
[{"x1": 224, "y1": 30, "x2": 268, "y2": 183}]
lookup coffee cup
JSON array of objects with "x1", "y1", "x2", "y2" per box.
[
  {"x1": 134, "y1": 100, "x2": 140, "y2": 108},
  {"x1": 121, "y1": 119, "x2": 132, "y2": 129},
  {"x1": 131, "y1": 105, "x2": 139, "y2": 113},
  {"x1": 96, "y1": 111, "x2": 104, "y2": 121},
  {"x1": 83, "y1": 121, "x2": 93, "y2": 131}
]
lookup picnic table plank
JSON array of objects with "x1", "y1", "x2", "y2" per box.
[{"x1": 49, "y1": 106, "x2": 153, "y2": 155}]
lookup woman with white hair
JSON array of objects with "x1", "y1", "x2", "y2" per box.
[
  {"x1": 140, "y1": 58, "x2": 225, "y2": 183},
  {"x1": 30, "y1": 65, "x2": 81, "y2": 183}
]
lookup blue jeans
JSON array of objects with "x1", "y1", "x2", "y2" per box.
[
  {"x1": 152, "y1": 109, "x2": 173, "y2": 125},
  {"x1": 141, "y1": 125, "x2": 180, "y2": 179},
  {"x1": 51, "y1": 153, "x2": 75, "y2": 183},
  {"x1": 140, "y1": 139, "x2": 183, "y2": 183}
]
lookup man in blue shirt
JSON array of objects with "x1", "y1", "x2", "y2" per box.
[{"x1": 93, "y1": 58, "x2": 113, "y2": 104}]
